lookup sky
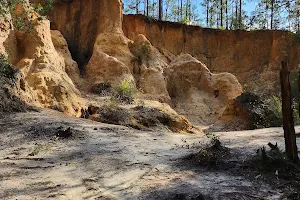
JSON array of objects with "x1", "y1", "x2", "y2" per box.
[{"x1": 190, "y1": 0, "x2": 257, "y2": 16}]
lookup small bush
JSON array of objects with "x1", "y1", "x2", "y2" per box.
[
  {"x1": 34, "y1": 0, "x2": 53, "y2": 16},
  {"x1": 91, "y1": 82, "x2": 112, "y2": 96},
  {"x1": 234, "y1": 92, "x2": 282, "y2": 129},
  {"x1": 132, "y1": 106, "x2": 170, "y2": 127},
  {"x1": 116, "y1": 80, "x2": 133, "y2": 96},
  {"x1": 105, "y1": 96, "x2": 120, "y2": 108},
  {"x1": 0, "y1": 54, "x2": 17, "y2": 81},
  {"x1": 113, "y1": 80, "x2": 135, "y2": 104},
  {"x1": 186, "y1": 133, "x2": 230, "y2": 167},
  {"x1": 97, "y1": 106, "x2": 131, "y2": 126},
  {"x1": 266, "y1": 95, "x2": 300, "y2": 125},
  {"x1": 188, "y1": 139, "x2": 230, "y2": 166},
  {"x1": 92, "y1": 81, "x2": 134, "y2": 104}
]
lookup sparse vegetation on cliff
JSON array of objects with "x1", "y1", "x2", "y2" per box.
[
  {"x1": 0, "y1": 54, "x2": 28, "y2": 112},
  {"x1": 0, "y1": 0, "x2": 53, "y2": 33},
  {"x1": 92, "y1": 81, "x2": 135, "y2": 105},
  {"x1": 0, "y1": 54, "x2": 16, "y2": 81},
  {"x1": 0, "y1": 0, "x2": 300, "y2": 199}
]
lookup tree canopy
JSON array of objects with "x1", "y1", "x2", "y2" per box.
[{"x1": 123, "y1": 0, "x2": 300, "y2": 32}]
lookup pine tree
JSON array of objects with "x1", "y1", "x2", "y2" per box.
[{"x1": 159, "y1": 0, "x2": 163, "y2": 20}]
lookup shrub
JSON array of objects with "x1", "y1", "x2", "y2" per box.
[
  {"x1": 91, "y1": 82, "x2": 112, "y2": 96},
  {"x1": 0, "y1": 54, "x2": 17, "y2": 81},
  {"x1": 34, "y1": 0, "x2": 53, "y2": 16},
  {"x1": 92, "y1": 81, "x2": 134, "y2": 104},
  {"x1": 97, "y1": 106, "x2": 131, "y2": 126},
  {"x1": 114, "y1": 80, "x2": 135, "y2": 104},
  {"x1": 186, "y1": 135, "x2": 230, "y2": 166},
  {"x1": 132, "y1": 106, "x2": 170, "y2": 127},
  {"x1": 116, "y1": 80, "x2": 133, "y2": 97},
  {"x1": 266, "y1": 95, "x2": 300, "y2": 125},
  {"x1": 234, "y1": 92, "x2": 282, "y2": 129}
]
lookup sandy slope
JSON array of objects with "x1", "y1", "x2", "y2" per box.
[{"x1": 0, "y1": 110, "x2": 299, "y2": 200}]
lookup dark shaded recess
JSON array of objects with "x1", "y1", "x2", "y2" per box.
[{"x1": 50, "y1": 0, "x2": 101, "y2": 74}]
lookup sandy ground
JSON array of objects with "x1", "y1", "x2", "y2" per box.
[{"x1": 0, "y1": 110, "x2": 299, "y2": 200}]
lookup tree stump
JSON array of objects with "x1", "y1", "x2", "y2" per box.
[{"x1": 280, "y1": 61, "x2": 299, "y2": 163}]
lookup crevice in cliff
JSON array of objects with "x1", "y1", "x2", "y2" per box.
[{"x1": 49, "y1": 0, "x2": 103, "y2": 75}]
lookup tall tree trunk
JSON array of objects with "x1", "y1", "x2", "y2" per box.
[
  {"x1": 146, "y1": 0, "x2": 149, "y2": 16},
  {"x1": 230, "y1": 2, "x2": 234, "y2": 29},
  {"x1": 265, "y1": 0, "x2": 268, "y2": 29},
  {"x1": 188, "y1": 0, "x2": 191, "y2": 22},
  {"x1": 280, "y1": 61, "x2": 299, "y2": 163},
  {"x1": 136, "y1": 0, "x2": 139, "y2": 14},
  {"x1": 235, "y1": 0, "x2": 238, "y2": 29},
  {"x1": 298, "y1": 70, "x2": 300, "y2": 118},
  {"x1": 178, "y1": 0, "x2": 180, "y2": 21},
  {"x1": 206, "y1": 0, "x2": 209, "y2": 27},
  {"x1": 298, "y1": 10, "x2": 300, "y2": 32},
  {"x1": 217, "y1": 1, "x2": 219, "y2": 28},
  {"x1": 239, "y1": 0, "x2": 242, "y2": 29},
  {"x1": 220, "y1": 0, "x2": 223, "y2": 27},
  {"x1": 180, "y1": 0, "x2": 183, "y2": 21},
  {"x1": 225, "y1": 0, "x2": 228, "y2": 29},
  {"x1": 158, "y1": 0, "x2": 163, "y2": 20},
  {"x1": 271, "y1": 0, "x2": 274, "y2": 29},
  {"x1": 165, "y1": 0, "x2": 168, "y2": 20},
  {"x1": 210, "y1": 5, "x2": 214, "y2": 27},
  {"x1": 185, "y1": 0, "x2": 188, "y2": 21}
]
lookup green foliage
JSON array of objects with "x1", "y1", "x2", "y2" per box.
[
  {"x1": 34, "y1": 0, "x2": 53, "y2": 16},
  {"x1": 116, "y1": 80, "x2": 134, "y2": 98},
  {"x1": 219, "y1": 26, "x2": 226, "y2": 30},
  {"x1": 235, "y1": 92, "x2": 282, "y2": 129},
  {"x1": 123, "y1": 0, "x2": 200, "y2": 25},
  {"x1": 0, "y1": 0, "x2": 53, "y2": 33},
  {"x1": 266, "y1": 95, "x2": 282, "y2": 120},
  {"x1": 250, "y1": 69, "x2": 300, "y2": 127},
  {"x1": 182, "y1": 17, "x2": 190, "y2": 24},
  {"x1": 123, "y1": 0, "x2": 300, "y2": 31},
  {"x1": 105, "y1": 96, "x2": 120, "y2": 108},
  {"x1": 0, "y1": 54, "x2": 17, "y2": 81},
  {"x1": 93, "y1": 81, "x2": 135, "y2": 105}
]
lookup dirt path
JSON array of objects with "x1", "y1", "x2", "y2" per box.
[{"x1": 0, "y1": 110, "x2": 299, "y2": 199}]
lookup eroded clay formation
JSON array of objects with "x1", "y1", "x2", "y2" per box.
[{"x1": 2, "y1": 0, "x2": 297, "y2": 131}]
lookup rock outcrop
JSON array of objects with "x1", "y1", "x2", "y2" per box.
[
  {"x1": 1, "y1": 0, "x2": 275, "y2": 131},
  {"x1": 123, "y1": 14, "x2": 300, "y2": 97},
  {"x1": 0, "y1": 2, "x2": 84, "y2": 116},
  {"x1": 85, "y1": 33, "x2": 135, "y2": 88},
  {"x1": 129, "y1": 34, "x2": 170, "y2": 103},
  {"x1": 48, "y1": 0, "x2": 244, "y2": 127},
  {"x1": 50, "y1": 0, "x2": 124, "y2": 68},
  {"x1": 165, "y1": 54, "x2": 243, "y2": 125},
  {"x1": 83, "y1": 100, "x2": 201, "y2": 134},
  {"x1": 50, "y1": 0, "x2": 170, "y2": 103},
  {"x1": 216, "y1": 92, "x2": 282, "y2": 131}
]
